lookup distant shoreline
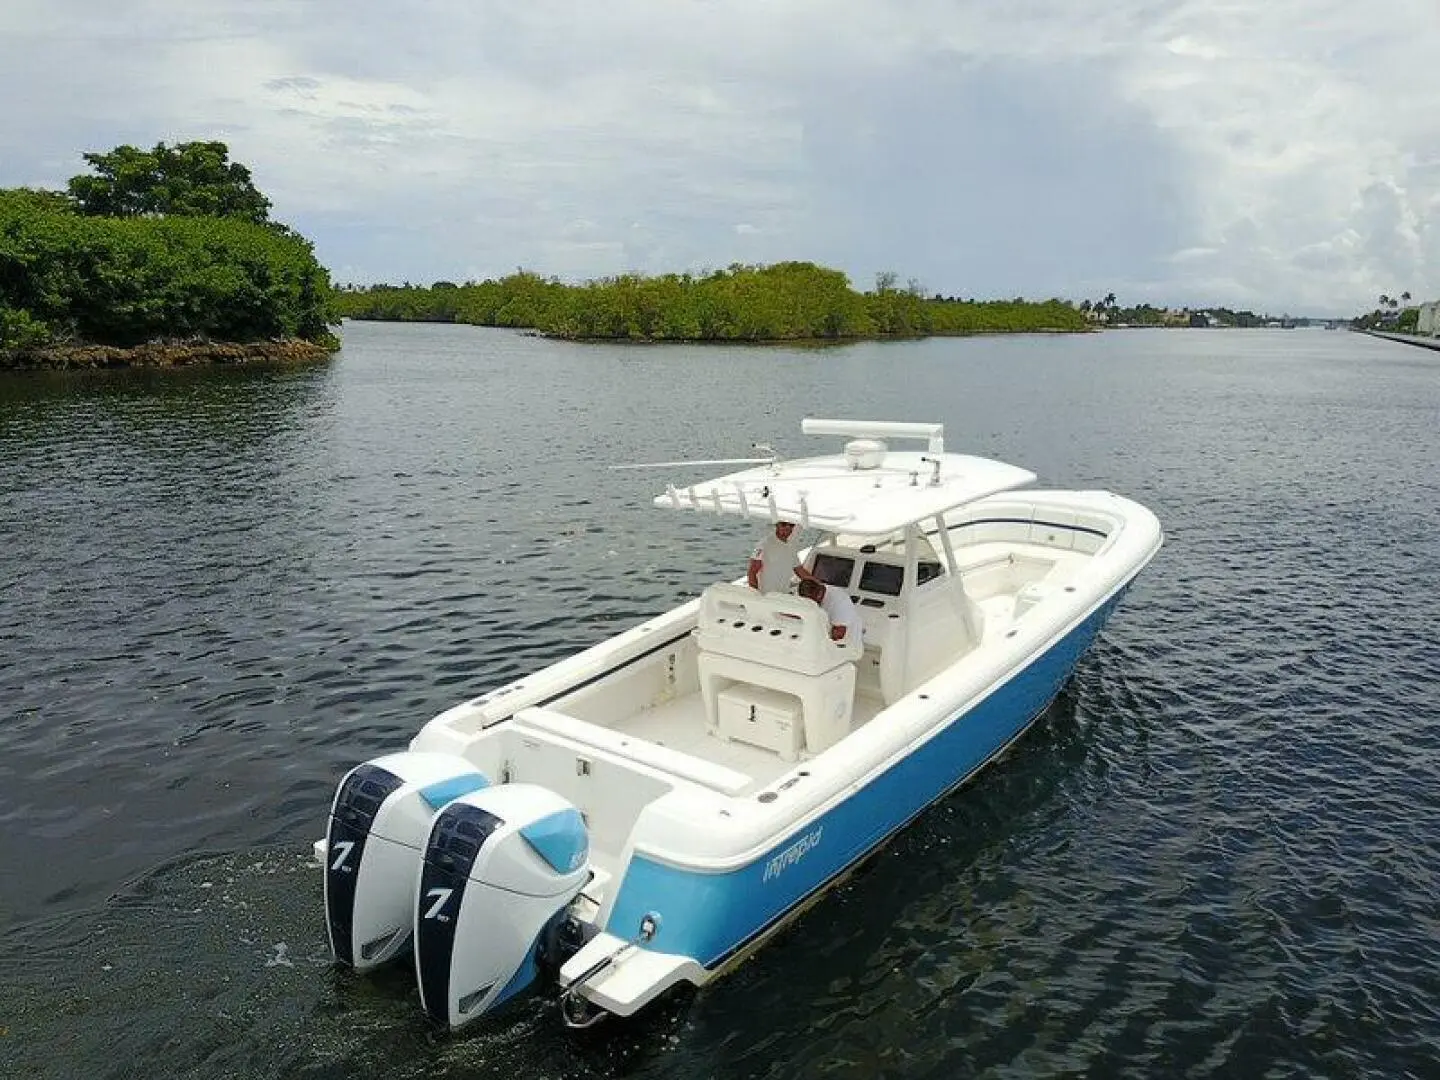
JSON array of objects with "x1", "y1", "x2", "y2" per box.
[
  {"x1": 0, "y1": 338, "x2": 336, "y2": 372},
  {"x1": 507, "y1": 323, "x2": 1096, "y2": 345},
  {"x1": 332, "y1": 264, "x2": 1091, "y2": 341}
]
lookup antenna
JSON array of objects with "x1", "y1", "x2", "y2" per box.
[
  {"x1": 609, "y1": 457, "x2": 774, "y2": 471},
  {"x1": 920, "y1": 455, "x2": 943, "y2": 486},
  {"x1": 609, "y1": 442, "x2": 780, "y2": 471}
]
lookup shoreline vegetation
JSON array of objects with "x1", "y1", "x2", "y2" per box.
[
  {"x1": 1, "y1": 142, "x2": 337, "y2": 372},
  {"x1": 332, "y1": 265, "x2": 1089, "y2": 342},
  {"x1": 8, "y1": 141, "x2": 1398, "y2": 370}
]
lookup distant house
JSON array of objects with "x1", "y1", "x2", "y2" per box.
[{"x1": 1418, "y1": 301, "x2": 1440, "y2": 337}]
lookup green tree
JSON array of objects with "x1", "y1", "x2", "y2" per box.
[
  {"x1": 0, "y1": 187, "x2": 334, "y2": 350},
  {"x1": 68, "y1": 141, "x2": 272, "y2": 224}
]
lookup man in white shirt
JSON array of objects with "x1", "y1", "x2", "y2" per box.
[
  {"x1": 747, "y1": 521, "x2": 817, "y2": 594},
  {"x1": 798, "y1": 578, "x2": 865, "y2": 644}
]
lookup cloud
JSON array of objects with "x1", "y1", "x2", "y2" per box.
[{"x1": 2, "y1": 0, "x2": 1438, "y2": 312}]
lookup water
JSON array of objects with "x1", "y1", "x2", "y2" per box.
[{"x1": 2, "y1": 323, "x2": 1437, "y2": 1078}]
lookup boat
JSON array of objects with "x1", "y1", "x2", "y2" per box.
[{"x1": 316, "y1": 418, "x2": 1163, "y2": 1029}]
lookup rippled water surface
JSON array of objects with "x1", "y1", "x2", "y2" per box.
[{"x1": 2, "y1": 323, "x2": 1438, "y2": 1078}]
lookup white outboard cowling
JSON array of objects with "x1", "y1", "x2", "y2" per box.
[
  {"x1": 324, "y1": 751, "x2": 490, "y2": 970},
  {"x1": 414, "y1": 783, "x2": 590, "y2": 1028}
]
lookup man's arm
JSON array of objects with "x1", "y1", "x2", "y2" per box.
[
  {"x1": 747, "y1": 558, "x2": 763, "y2": 589},
  {"x1": 793, "y1": 545, "x2": 818, "y2": 584}
]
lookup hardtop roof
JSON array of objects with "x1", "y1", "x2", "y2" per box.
[{"x1": 653, "y1": 450, "x2": 1036, "y2": 535}]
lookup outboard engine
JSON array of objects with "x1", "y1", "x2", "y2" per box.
[
  {"x1": 414, "y1": 783, "x2": 590, "y2": 1028},
  {"x1": 324, "y1": 751, "x2": 490, "y2": 970}
]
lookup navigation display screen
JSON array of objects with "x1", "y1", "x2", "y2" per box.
[
  {"x1": 811, "y1": 553, "x2": 855, "y2": 587},
  {"x1": 859, "y1": 561, "x2": 904, "y2": 596}
]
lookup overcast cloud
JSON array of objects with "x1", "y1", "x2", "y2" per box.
[{"x1": 3, "y1": 0, "x2": 1437, "y2": 314}]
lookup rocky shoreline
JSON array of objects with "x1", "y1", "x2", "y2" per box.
[{"x1": 0, "y1": 338, "x2": 336, "y2": 372}]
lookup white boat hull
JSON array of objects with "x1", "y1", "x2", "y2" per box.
[{"x1": 318, "y1": 424, "x2": 1163, "y2": 1030}]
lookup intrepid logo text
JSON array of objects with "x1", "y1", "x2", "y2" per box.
[{"x1": 763, "y1": 826, "x2": 823, "y2": 883}]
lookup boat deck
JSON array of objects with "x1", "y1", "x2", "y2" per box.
[
  {"x1": 612, "y1": 690, "x2": 887, "y2": 792},
  {"x1": 601, "y1": 543, "x2": 1092, "y2": 793}
]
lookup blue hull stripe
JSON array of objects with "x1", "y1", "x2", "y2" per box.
[{"x1": 605, "y1": 592, "x2": 1123, "y2": 968}]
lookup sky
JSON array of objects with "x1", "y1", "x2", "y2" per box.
[{"x1": 2, "y1": 1, "x2": 1438, "y2": 316}]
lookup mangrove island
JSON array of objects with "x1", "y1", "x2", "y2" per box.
[
  {"x1": 333, "y1": 265, "x2": 1088, "y2": 342},
  {"x1": 0, "y1": 141, "x2": 336, "y2": 371}
]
